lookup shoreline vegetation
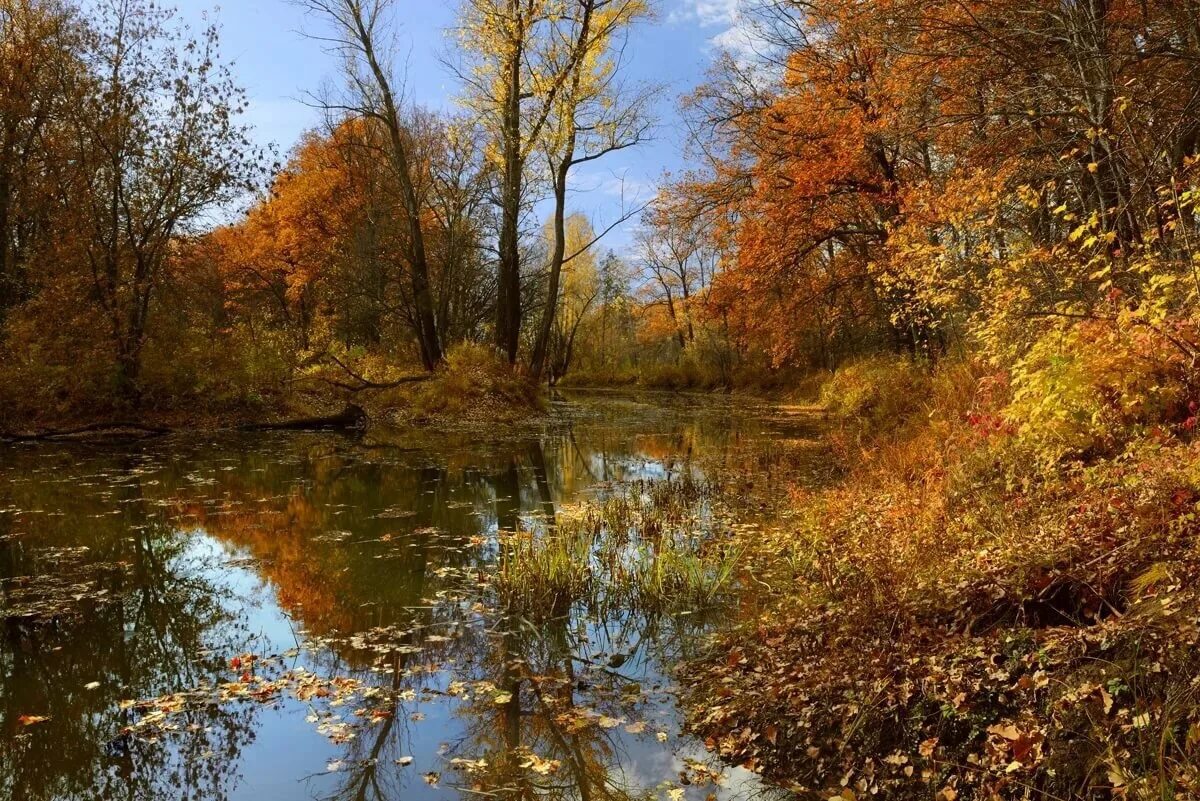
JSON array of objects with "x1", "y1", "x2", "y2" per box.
[
  {"x1": 675, "y1": 355, "x2": 1200, "y2": 800},
  {"x1": 483, "y1": 351, "x2": 1200, "y2": 800}
]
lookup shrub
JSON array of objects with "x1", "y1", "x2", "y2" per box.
[
  {"x1": 1007, "y1": 319, "x2": 1191, "y2": 464},
  {"x1": 392, "y1": 342, "x2": 543, "y2": 425},
  {"x1": 819, "y1": 354, "x2": 932, "y2": 433}
]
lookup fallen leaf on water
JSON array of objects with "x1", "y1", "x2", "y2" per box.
[
  {"x1": 520, "y1": 752, "x2": 561, "y2": 775},
  {"x1": 17, "y1": 715, "x2": 50, "y2": 726},
  {"x1": 396, "y1": 756, "x2": 414, "y2": 766},
  {"x1": 84, "y1": 681, "x2": 101, "y2": 691},
  {"x1": 326, "y1": 760, "x2": 346, "y2": 773},
  {"x1": 625, "y1": 720, "x2": 646, "y2": 734},
  {"x1": 598, "y1": 715, "x2": 622, "y2": 729},
  {"x1": 423, "y1": 772, "x2": 440, "y2": 786}
]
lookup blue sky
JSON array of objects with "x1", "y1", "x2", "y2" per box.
[{"x1": 170, "y1": 0, "x2": 747, "y2": 252}]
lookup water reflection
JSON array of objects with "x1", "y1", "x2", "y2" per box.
[{"x1": 0, "y1": 393, "x2": 821, "y2": 801}]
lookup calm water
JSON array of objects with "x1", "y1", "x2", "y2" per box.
[{"x1": 0, "y1": 392, "x2": 820, "y2": 801}]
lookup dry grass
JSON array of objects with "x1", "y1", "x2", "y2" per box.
[{"x1": 375, "y1": 342, "x2": 545, "y2": 429}]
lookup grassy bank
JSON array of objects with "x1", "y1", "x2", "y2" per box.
[
  {"x1": 681, "y1": 335, "x2": 1200, "y2": 799},
  {"x1": 558, "y1": 361, "x2": 825, "y2": 400}
]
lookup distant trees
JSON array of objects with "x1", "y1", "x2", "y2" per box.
[{"x1": 634, "y1": 196, "x2": 717, "y2": 350}]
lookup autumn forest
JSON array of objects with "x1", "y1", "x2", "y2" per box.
[{"x1": 6, "y1": 0, "x2": 1200, "y2": 798}]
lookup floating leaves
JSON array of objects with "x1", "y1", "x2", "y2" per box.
[{"x1": 519, "y1": 751, "x2": 561, "y2": 776}]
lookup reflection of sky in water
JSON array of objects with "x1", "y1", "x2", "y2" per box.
[{"x1": 0, "y1": 393, "x2": 820, "y2": 801}]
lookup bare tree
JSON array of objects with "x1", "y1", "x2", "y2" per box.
[
  {"x1": 635, "y1": 200, "x2": 717, "y2": 350},
  {"x1": 67, "y1": 0, "x2": 258, "y2": 403},
  {"x1": 301, "y1": 0, "x2": 444, "y2": 370}
]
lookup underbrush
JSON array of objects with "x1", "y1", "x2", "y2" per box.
[
  {"x1": 683, "y1": 324, "x2": 1200, "y2": 800},
  {"x1": 375, "y1": 342, "x2": 544, "y2": 428},
  {"x1": 561, "y1": 358, "x2": 818, "y2": 398},
  {"x1": 0, "y1": 308, "x2": 287, "y2": 429}
]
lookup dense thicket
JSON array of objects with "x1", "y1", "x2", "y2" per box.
[{"x1": 675, "y1": 0, "x2": 1200, "y2": 375}]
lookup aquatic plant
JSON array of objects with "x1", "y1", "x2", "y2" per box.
[{"x1": 494, "y1": 477, "x2": 743, "y2": 620}]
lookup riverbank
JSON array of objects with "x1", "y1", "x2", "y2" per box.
[
  {"x1": 0, "y1": 343, "x2": 546, "y2": 441},
  {"x1": 679, "y1": 354, "x2": 1200, "y2": 800},
  {"x1": 557, "y1": 364, "x2": 826, "y2": 401}
]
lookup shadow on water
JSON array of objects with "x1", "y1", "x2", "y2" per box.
[{"x1": 0, "y1": 392, "x2": 825, "y2": 801}]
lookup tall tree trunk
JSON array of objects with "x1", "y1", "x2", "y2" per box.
[
  {"x1": 530, "y1": 157, "x2": 572, "y2": 382},
  {"x1": 352, "y1": 7, "x2": 443, "y2": 370},
  {"x1": 530, "y1": 0, "x2": 595, "y2": 382},
  {"x1": 495, "y1": 0, "x2": 525, "y2": 365}
]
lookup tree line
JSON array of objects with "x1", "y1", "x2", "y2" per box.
[
  {"x1": 0, "y1": 0, "x2": 657, "y2": 422},
  {"x1": 9, "y1": 0, "x2": 1199, "y2": 422}
]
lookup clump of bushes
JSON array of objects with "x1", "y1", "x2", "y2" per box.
[
  {"x1": 818, "y1": 354, "x2": 933, "y2": 433},
  {"x1": 0, "y1": 297, "x2": 289, "y2": 429},
  {"x1": 1007, "y1": 319, "x2": 1192, "y2": 464},
  {"x1": 383, "y1": 342, "x2": 544, "y2": 427},
  {"x1": 560, "y1": 355, "x2": 815, "y2": 397},
  {"x1": 639, "y1": 356, "x2": 721, "y2": 391}
]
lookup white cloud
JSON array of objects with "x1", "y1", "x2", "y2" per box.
[
  {"x1": 669, "y1": 0, "x2": 769, "y2": 62},
  {"x1": 668, "y1": 0, "x2": 741, "y2": 28}
]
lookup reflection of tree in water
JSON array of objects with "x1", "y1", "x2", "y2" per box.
[
  {"x1": 440, "y1": 442, "x2": 735, "y2": 801},
  {"x1": 173, "y1": 442, "x2": 496, "y2": 651},
  {"x1": 0, "y1": 406, "x2": 774, "y2": 801},
  {"x1": 433, "y1": 450, "x2": 655, "y2": 801},
  {"x1": 0, "y1": 451, "x2": 260, "y2": 801}
]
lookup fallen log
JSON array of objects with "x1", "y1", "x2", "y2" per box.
[
  {"x1": 1, "y1": 405, "x2": 370, "y2": 443},
  {"x1": 0, "y1": 421, "x2": 173, "y2": 443}
]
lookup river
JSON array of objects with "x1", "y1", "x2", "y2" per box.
[{"x1": 0, "y1": 392, "x2": 823, "y2": 801}]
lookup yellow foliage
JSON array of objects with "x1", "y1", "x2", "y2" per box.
[{"x1": 1007, "y1": 319, "x2": 1190, "y2": 464}]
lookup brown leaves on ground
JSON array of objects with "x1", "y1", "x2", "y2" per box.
[{"x1": 680, "y1": 383, "x2": 1200, "y2": 799}]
